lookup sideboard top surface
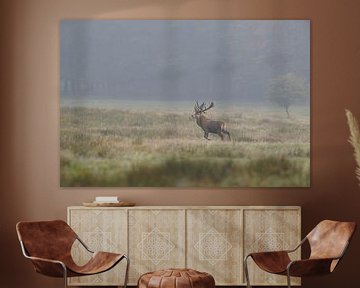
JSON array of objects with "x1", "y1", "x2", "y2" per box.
[{"x1": 68, "y1": 205, "x2": 301, "y2": 210}]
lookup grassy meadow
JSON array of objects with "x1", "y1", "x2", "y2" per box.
[{"x1": 60, "y1": 101, "x2": 310, "y2": 187}]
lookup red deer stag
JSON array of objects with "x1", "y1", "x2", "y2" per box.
[{"x1": 192, "y1": 101, "x2": 231, "y2": 141}]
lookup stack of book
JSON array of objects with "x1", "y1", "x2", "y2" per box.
[
  {"x1": 83, "y1": 196, "x2": 135, "y2": 207},
  {"x1": 93, "y1": 196, "x2": 119, "y2": 204}
]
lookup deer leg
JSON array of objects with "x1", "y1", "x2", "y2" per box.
[
  {"x1": 219, "y1": 133, "x2": 224, "y2": 141},
  {"x1": 221, "y1": 127, "x2": 231, "y2": 141},
  {"x1": 204, "y1": 132, "x2": 210, "y2": 140},
  {"x1": 224, "y1": 131, "x2": 231, "y2": 141}
]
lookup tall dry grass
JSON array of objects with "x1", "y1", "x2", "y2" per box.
[{"x1": 60, "y1": 103, "x2": 310, "y2": 187}]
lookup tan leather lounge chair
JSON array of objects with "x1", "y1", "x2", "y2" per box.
[
  {"x1": 16, "y1": 220, "x2": 129, "y2": 288},
  {"x1": 244, "y1": 220, "x2": 356, "y2": 288}
]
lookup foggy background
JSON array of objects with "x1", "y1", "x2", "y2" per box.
[{"x1": 60, "y1": 20, "x2": 310, "y2": 104}]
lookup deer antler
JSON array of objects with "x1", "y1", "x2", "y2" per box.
[
  {"x1": 201, "y1": 102, "x2": 214, "y2": 113},
  {"x1": 194, "y1": 101, "x2": 215, "y2": 113},
  {"x1": 194, "y1": 101, "x2": 200, "y2": 112}
]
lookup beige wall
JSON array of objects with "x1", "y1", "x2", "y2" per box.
[{"x1": 1, "y1": 0, "x2": 360, "y2": 287}]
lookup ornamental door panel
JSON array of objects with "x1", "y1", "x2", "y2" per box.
[
  {"x1": 68, "y1": 208, "x2": 127, "y2": 286},
  {"x1": 187, "y1": 209, "x2": 243, "y2": 285},
  {"x1": 243, "y1": 209, "x2": 301, "y2": 286},
  {"x1": 128, "y1": 209, "x2": 186, "y2": 284}
]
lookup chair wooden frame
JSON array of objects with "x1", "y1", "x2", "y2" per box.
[
  {"x1": 16, "y1": 220, "x2": 129, "y2": 288},
  {"x1": 243, "y1": 220, "x2": 356, "y2": 288}
]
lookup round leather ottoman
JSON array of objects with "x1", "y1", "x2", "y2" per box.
[{"x1": 138, "y1": 268, "x2": 215, "y2": 288}]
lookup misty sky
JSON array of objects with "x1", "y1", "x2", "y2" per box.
[{"x1": 60, "y1": 20, "x2": 309, "y2": 103}]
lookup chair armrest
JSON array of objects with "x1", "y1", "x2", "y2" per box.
[
  {"x1": 247, "y1": 250, "x2": 291, "y2": 260},
  {"x1": 246, "y1": 251, "x2": 292, "y2": 274},
  {"x1": 26, "y1": 255, "x2": 65, "y2": 265},
  {"x1": 19, "y1": 240, "x2": 67, "y2": 277},
  {"x1": 26, "y1": 255, "x2": 67, "y2": 278},
  {"x1": 245, "y1": 237, "x2": 306, "y2": 259},
  {"x1": 76, "y1": 236, "x2": 94, "y2": 253},
  {"x1": 287, "y1": 258, "x2": 336, "y2": 277},
  {"x1": 285, "y1": 237, "x2": 307, "y2": 253}
]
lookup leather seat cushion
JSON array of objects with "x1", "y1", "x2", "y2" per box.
[{"x1": 138, "y1": 268, "x2": 215, "y2": 288}]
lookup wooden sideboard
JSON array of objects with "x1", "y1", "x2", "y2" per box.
[{"x1": 67, "y1": 206, "x2": 301, "y2": 286}]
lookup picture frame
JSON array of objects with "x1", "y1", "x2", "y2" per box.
[{"x1": 60, "y1": 20, "x2": 310, "y2": 187}]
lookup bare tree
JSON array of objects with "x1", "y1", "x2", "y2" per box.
[{"x1": 267, "y1": 73, "x2": 308, "y2": 117}]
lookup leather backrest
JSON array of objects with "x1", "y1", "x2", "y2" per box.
[
  {"x1": 16, "y1": 220, "x2": 77, "y2": 261},
  {"x1": 307, "y1": 220, "x2": 356, "y2": 260}
]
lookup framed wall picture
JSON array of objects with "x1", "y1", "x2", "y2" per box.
[{"x1": 60, "y1": 20, "x2": 310, "y2": 187}]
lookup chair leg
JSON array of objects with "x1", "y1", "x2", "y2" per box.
[
  {"x1": 123, "y1": 255, "x2": 130, "y2": 288},
  {"x1": 62, "y1": 264, "x2": 68, "y2": 288},
  {"x1": 286, "y1": 269, "x2": 292, "y2": 288},
  {"x1": 244, "y1": 255, "x2": 252, "y2": 288}
]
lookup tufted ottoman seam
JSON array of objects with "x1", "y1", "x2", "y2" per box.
[{"x1": 188, "y1": 274, "x2": 194, "y2": 288}]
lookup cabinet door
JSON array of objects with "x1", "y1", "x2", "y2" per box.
[
  {"x1": 187, "y1": 209, "x2": 243, "y2": 285},
  {"x1": 244, "y1": 209, "x2": 301, "y2": 286},
  {"x1": 128, "y1": 209, "x2": 186, "y2": 284},
  {"x1": 68, "y1": 208, "x2": 127, "y2": 286}
]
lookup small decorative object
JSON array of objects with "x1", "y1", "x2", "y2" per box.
[
  {"x1": 82, "y1": 196, "x2": 135, "y2": 207},
  {"x1": 345, "y1": 109, "x2": 360, "y2": 185},
  {"x1": 94, "y1": 196, "x2": 119, "y2": 203}
]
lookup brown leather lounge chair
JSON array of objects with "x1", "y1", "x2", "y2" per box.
[
  {"x1": 16, "y1": 220, "x2": 129, "y2": 288},
  {"x1": 244, "y1": 220, "x2": 356, "y2": 288}
]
